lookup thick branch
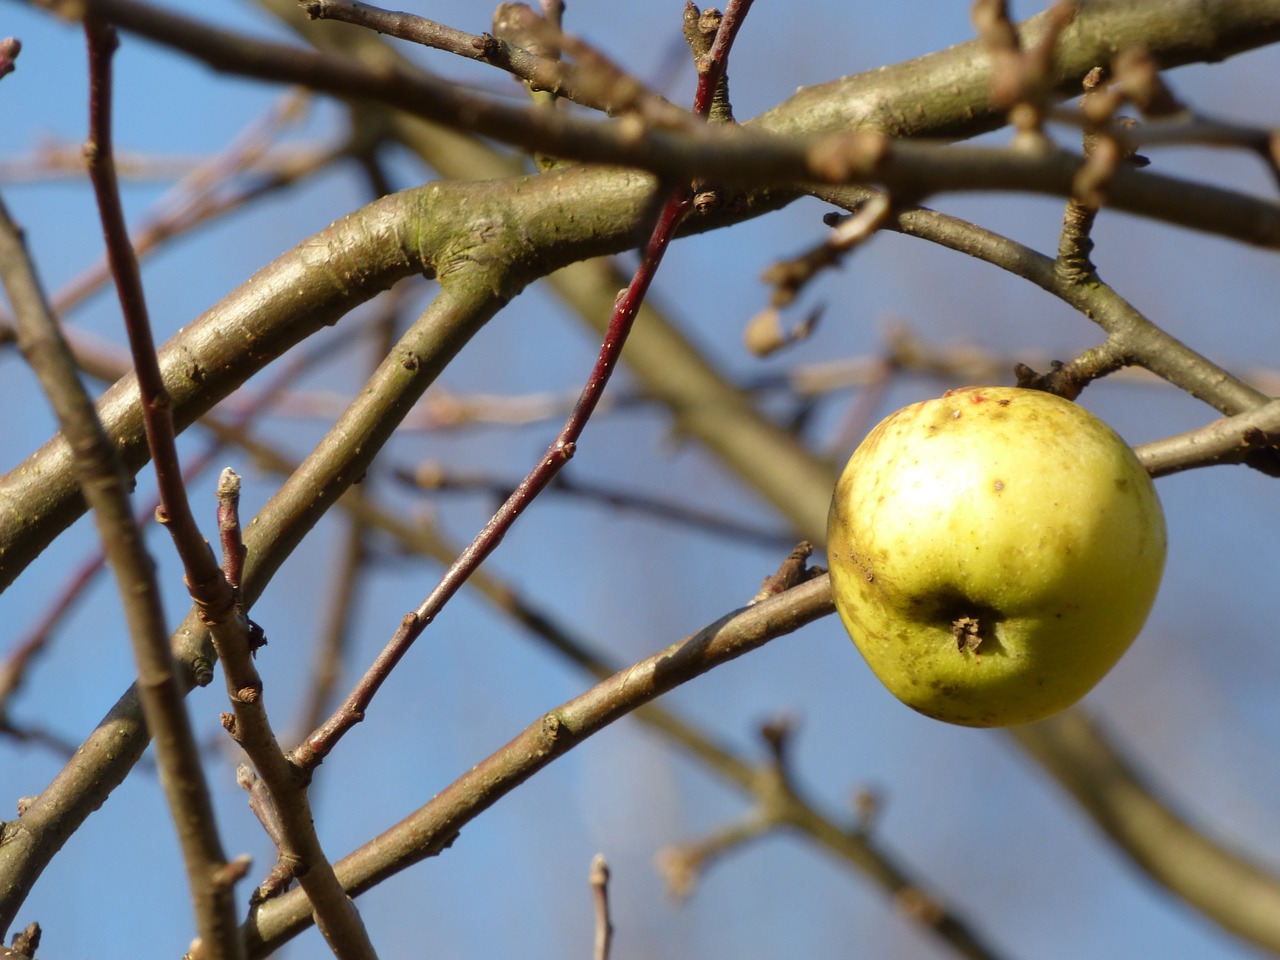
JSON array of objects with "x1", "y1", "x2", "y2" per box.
[
  {"x1": 0, "y1": 170, "x2": 643, "y2": 592},
  {"x1": 36, "y1": 0, "x2": 1280, "y2": 248}
]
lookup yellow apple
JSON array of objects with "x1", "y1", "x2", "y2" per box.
[{"x1": 826, "y1": 386, "x2": 1166, "y2": 727}]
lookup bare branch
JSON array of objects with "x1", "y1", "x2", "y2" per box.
[
  {"x1": 589, "y1": 855, "x2": 612, "y2": 960},
  {"x1": 303, "y1": 0, "x2": 687, "y2": 125},
  {"x1": 50, "y1": 0, "x2": 1280, "y2": 250},
  {"x1": 291, "y1": 0, "x2": 757, "y2": 768},
  {"x1": 0, "y1": 181, "x2": 244, "y2": 960},
  {"x1": 243, "y1": 576, "x2": 834, "y2": 955},
  {"x1": 1136, "y1": 398, "x2": 1280, "y2": 478},
  {"x1": 1011, "y1": 710, "x2": 1280, "y2": 951},
  {"x1": 396, "y1": 463, "x2": 796, "y2": 550},
  {"x1": 813, "y1": 184, "x2": 1269, "y2": 416}
]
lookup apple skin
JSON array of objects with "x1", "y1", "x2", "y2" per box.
[{"x1": 826, "y1": 386, "x2": 1166, "y2": 727}]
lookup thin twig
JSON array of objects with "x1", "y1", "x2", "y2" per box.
[
  {"x1": 292, "y1": 0, "x2": 757, "y2": 770},
  {"x1": 656, "y1": 718, "x2": 799, "y2": 899},
  {"x1": 302, "y1": 0, "x2": 688, "y2": 125},
  {"x1": 0, "y1": 174, "x2": 245, "y2": 960},
  {"x1": 813, "y1": 184, "x2": 1269, "y2": 416},
  {"x1": 244, "y1": 576, "x2": 837, "y2": 957},
  {"x1": 589, "y1": 855, "x2": 612, "y2": 960},
  {"x1": 213, "y1": 470, "x2": 380, "y2": 960},
  {"x1": 85, "y1": 21, "x2": 377, "y2": 959},
  {"x1": 80, "y1": 22, "x2": 250, "y2": 958},
  {"x1": 395, "y1": 464, "x2": 797, "y2": 550},
  {"x1": 1011, "y1": 710, "x2": 1280, "y2": 950},
  {"x1": 83, "y1": 19, "x2": 238, "y2": 614}
]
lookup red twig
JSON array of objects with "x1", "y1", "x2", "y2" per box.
[
  {"x1": 294, "y1": 2, "x2": 756, "y2": 769},
  {"x1": 691, "y1": 0, "x2": 752, "y2": 117},
  {"x1": 217, "y1": 469, "x2": 248, "y2": 592},
  {"x1": 85, "y1": 23, "x2": 227, "y2": 597},
  {"x1": 46, "y1": 21, "x2": 246, "y2": 959}
]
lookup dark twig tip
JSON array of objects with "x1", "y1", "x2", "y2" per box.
[{"x1": 0, "y1": 37, "x2": 21, "y2": 80}]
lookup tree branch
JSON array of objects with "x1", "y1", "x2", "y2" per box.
[
  {"x1": 1010, "y1": 710, "x2": 1280, "y2": 951},
  {"x1": 39, "y1": 0, "x2": 1280, "y2": 248},
  {"x1": 0, "y1": 195, "x2": 245, "y2": 957},
  {"x1": 241, "y1": 576, "x2": 830, "y2": 956}
]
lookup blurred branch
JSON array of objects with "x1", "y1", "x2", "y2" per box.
[
  {"x1": 1011, "y1": 710, "x2": 1280, "y2": 951},
  {"x1": 754, "y1": 192, "x2": 891, "y2": 332},
  {"x1": 262, "y1": 329, "x2": 1255, "y2": 432},
  {"x1": 395, "y1": 463, "x2": 796, "y2": 550},
  {"x1": 0, "y1": 94, "x2": 330, "y2": 342},
  {"x1": 291, "y1": 499, "x2": 366, "y2": 741},
  {"x1": 291, "y1": 288, "x2": 407, "y2": 744},
  {"x1": 656, "y1": 716, "x2": 800, "y2": 899},
  {"x1": 0, "y1": 143, "x2": 323, "y2": 183},
  {"x1": 589, "y1": 854, "x2": 612, "y2": 960}
]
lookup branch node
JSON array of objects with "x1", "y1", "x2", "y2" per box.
[{"x1": 752, "y1": 541, "x2": 820, "y2": 602}]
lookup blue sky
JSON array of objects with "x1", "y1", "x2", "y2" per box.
[{"x1": 3, "y1": 1, "x2": 1280, "y2": 958}]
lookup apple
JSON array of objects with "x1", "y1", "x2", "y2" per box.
[{"x1": 826, "y1": 386, "x2": 1166, "y2": 727}]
